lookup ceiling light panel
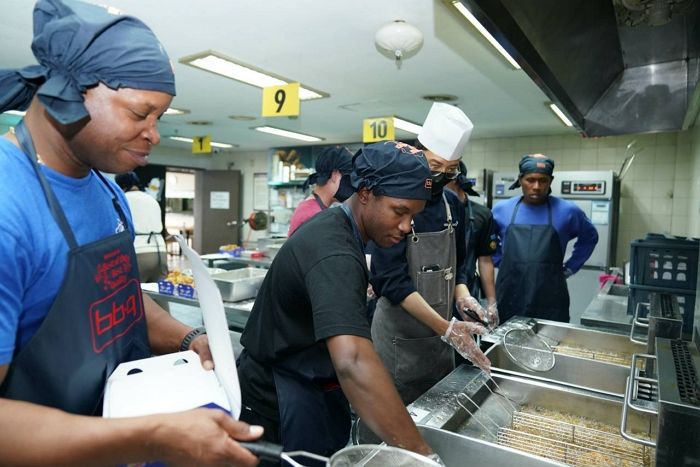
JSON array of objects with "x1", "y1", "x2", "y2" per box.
[
  {"x1": 548, "y1": 103, "x2": 573, "y2": 127},
  {"x1": 252, "y1": 126, "x2": 323, "y2": 142},
  {"x1": 180, "y1": 51, "x2": 328, "y2": 100},
  {"x1": 168, "y1": 136, "x2": 237, "y2": 148},
  {"x1": 451, "y1": 1, "x2": 521, "y2": 70},
  {"x1": 393, "y1": 116, "x2": 422, "y2": 135}
]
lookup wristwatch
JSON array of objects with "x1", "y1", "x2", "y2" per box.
[{"x1": 179, "y1": 327, "x2": 207, "y2": 351}]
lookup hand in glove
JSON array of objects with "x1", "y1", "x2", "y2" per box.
[
  {"x1": 455, "y1": 296, "x2": 487, "y2": 324},
  {"x1": 441, "y1": 318, "x2": 491, "y2": 374},
  {"x1": 486, "y1": 302, "x2": 499, "y2": 330}
]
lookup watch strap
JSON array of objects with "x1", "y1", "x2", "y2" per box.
[{"x1": 179, "y1": 327, "x2": 207, "y2": 351}]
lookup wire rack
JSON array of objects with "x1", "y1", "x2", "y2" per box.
[
  {"x1": 553, "y1": 345, "x2": 633, "y2": 367},
  {"x1": 497, "y1": 411, "x2": 653, "y2": 467}
]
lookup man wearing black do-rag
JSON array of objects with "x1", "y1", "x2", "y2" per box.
[
  {"x1": 238, "y1": 141, "x2": 440, "y2": 463},
  {"x1": 0, "y1": 1, "x2": 262, "y2": 465}
]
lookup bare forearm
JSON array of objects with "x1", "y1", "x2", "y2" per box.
[
  {"x1": 0, "y1": 399, "x2": 159, "y2": 466},
  {"x1": 400, "y1": 291, "x2": 449, "y2": 336},
  {"x1": 327, "y1": 337, "x2": 431, "y2": 456},
  {"x1": 143, "y1": 293, "x2": 191, "y2": 354},
  {"x1": 478, "y1": 256, "x2": 496, "y2": 303}
]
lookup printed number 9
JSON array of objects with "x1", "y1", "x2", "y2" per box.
[{"x1": 275, "y1": 89, "x2": 286, "y2": 113}]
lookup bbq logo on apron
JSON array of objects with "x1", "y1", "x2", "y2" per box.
[{"x1": 90, "y1": 247, "x2": 144, "y2": 353}]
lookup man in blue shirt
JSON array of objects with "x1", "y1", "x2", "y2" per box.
[{"x1": 492, "y1": 154, "x2": 599, "y2": 323}]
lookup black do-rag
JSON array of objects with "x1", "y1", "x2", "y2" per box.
[
  {"x1": 508, "y1": 154, "x2": 555, "y2": 189},
  {"x1": 456, "y1": 160, "x2": 480, "y2": 196},
  {"x1": 351, "y1": 141, "x2": 432, "y2": 201},
  {"x1": 0, "y1": 0, "x2": 176, "y2": 125},
  {"x1": 303, "y1": 146, "x2": 353, "y2": 189}
]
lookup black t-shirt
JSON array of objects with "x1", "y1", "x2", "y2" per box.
[
  {"x1": 239, "y1": 207, "x2": 371, "y2": 419},
  {"x1": 466, "y1": 199, "x2": 497, "y2": 256}
]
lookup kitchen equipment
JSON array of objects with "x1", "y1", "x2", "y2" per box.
[
  {"x1": 502, "y1": 327, "x2": 556, "y2": 372},
  {"x1": 459, "y1": 305, "x2": 489, "y2": 327},
  {"x1": 629, "y1": 292, "x2": 683, "y2": 355},
  {"x1": 621, "y1": 326, "x2": 700, "y2": 465},
  {"x1": 210, "y1": 267, "x2": 267, "y2": 302},
  {"x1": 484, "y1": 318, "x2": 648, "y2": 397},
  {"x1": 241, "y1": 441, "x2": 441, "y2": 467},
  {"x1": 408, "y1": 366, "x2": 656, "y2": 467}
]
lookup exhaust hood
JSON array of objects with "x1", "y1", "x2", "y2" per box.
[{"x1": 457, "y1": 0, "x2": 700, "y2": 136}]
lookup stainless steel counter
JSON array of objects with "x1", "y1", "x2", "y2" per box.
[
  {"x1": 200, "y1": 253, "x2": 273, "y2": 269},
  {"x1": 141, "y1": 283, "x2": 253, "y2": 331},
  {"x1": 579, "y1": 281, "x2": 633, "y2": 333}
]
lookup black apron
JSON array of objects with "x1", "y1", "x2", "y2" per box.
[
  {"x1": 495, "y1": 198, "x2": 570, "y2": 323},
  {"x1": 463, "y1": 198, "x2": 481, "y2": 299},
  {"x1": 0, "y1": 122, "x2": 150, "y2": 415},
  {"x1": 272, "y1": 204, "x2": 364, "y2": 458}
]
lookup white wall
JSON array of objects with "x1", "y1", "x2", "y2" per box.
[
  {"x1": 689, "y1": 124, "x2": 700, "y2": 237},
  {"x1": 461, "y1": 130, "x2": 696, "y2": 267}
]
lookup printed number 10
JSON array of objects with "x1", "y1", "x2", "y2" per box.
[{"x1": 370, "y1": 120, "x2": 388, "y2": 139}]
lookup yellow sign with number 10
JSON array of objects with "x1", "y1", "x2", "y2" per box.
[
  {"x1": 362, "y1": 117, "x2": 395, "y2": 143},
  {"x1": 262, "y1": 83, "x2": 300, "y2": 117}
]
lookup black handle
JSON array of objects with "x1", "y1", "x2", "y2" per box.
[
  {"x1": 462, "y1": 306, "x2": 489, "y2": 327},
  {"x1": 240, "y1": 441, "x2": 285, "y2": 461}
]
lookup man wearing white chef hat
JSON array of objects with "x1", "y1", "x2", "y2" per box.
[{"x1": 368, "y1": 102, "x2": 493, "y2": 405}]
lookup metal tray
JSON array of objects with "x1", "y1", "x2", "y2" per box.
[{"x1": 211, "y1": 268, "x2": 267, "y2": 302}]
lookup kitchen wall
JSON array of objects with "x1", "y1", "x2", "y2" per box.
[
  {"x1": 690, "y1": 123, "x2": 700, "y2": 237},
  {"x1": 461, "y1": 130, "x2": 696, "y2": 267}
]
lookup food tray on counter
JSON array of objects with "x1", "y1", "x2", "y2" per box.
[{"x1": 211, "y1": 268, "x2": 267, "y2": 302}]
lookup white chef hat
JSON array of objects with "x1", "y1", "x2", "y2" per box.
[{"x1": 417, "y1": 103, "x2": 474, "y2": 161}]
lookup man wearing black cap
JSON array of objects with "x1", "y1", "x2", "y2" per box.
[
  {"x1": 493, "y1": 154, "x2": 598, "y2": 323},
  {"x1": 0, "y1": 1, "x2": 261, "y2": 465},
  {"x1": 288, "y1": 146, "x2": 354, "y2": 236},
  {"x1": 445, "y1": 161, "x2": 498, "y2": 327},
  {"x1": 237, "y1": 141, "x2": 439, "y2": 462}
]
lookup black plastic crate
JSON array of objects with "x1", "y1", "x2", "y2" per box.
[
  {"x1": 627, "y1": 284, "x2": 696, "y2": 335},
  {"x1": 629, "y1": 235, "x2": 698, "y2": 291}
]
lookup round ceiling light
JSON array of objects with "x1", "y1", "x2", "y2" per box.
[{"x1": 374, "y1": 20, "x2": 423, "y2": 68}]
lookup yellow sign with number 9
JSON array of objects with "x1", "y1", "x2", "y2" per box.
[{"x1": 262, "y1": 83, "x2": 300, "y2": 117}]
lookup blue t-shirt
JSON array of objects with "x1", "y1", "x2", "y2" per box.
[
  {"x1": 0, "y1": 138, "x2": 133, "y2": 365},
  {"x1": 491, "y1": 195, "x2": 598, "y2": 274}
]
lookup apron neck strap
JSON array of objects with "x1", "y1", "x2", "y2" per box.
[
  {"x1": 15, "y1": 121, "x2": 79, "y2": 250},
  {"x1": 338, "y1": 204, "x2": 365, "y2": 253},
  {"x1": 511, "y1": 197, "x2": 552, "y2": 225},
  {"x1": 312, "y1": 192, "x2": 328, "y2": 210}
]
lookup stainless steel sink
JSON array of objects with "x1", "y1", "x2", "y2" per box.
[
  {"x1": 483, "y1": 318, "x2": 646, "y2": 397},
  {"x1": 605, "y1": 283, "x2": 629, "y2": 297},
  {"x1": 418, "y1": 425, "x2": 564, "y2": 467},
  {"x1": 409, "y1": 367, "x2": 656, "y2": 466}
]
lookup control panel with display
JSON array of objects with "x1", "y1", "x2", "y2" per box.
[{"x1": 561, "y1": 180, "x2": 606, "y2": 195}]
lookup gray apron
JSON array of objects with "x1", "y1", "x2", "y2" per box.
[{"x1": 371, "y1": 194, "x2": 456, "y2": 404}]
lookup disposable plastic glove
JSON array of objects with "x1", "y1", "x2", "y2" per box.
[
  {"x1": 486, "y1": 302, "x2": 499, "y2": 330},
  {"x1": 426, "y1": 452, "x2": 446, "y2": 466},
  {"x1": 455, "y1": 296, "x2": 487, "y2": 324},
  {"x1": 441, "y1": 317, "x2": 491, "y2": 374}
]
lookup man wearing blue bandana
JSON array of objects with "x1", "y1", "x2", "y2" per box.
[
  {"x1": 493, "y1": 154, "x2": 599, "y2": 323},
  {"x1": 0, "y1": 1, "x2": 261, "y2": 465},
  {"x1": 368, "y1": 103, "x2": 491, "y2": 406},
  {"x1": 237, "y1": 141, "x2": 437, "y2": 462}
]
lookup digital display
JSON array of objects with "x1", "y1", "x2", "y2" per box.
[
  {"x1": 560, "y1": 180, "x2": 606, "y2": 195},
  {"x1": 572, "y1": 181, "x2": 605, "y2": 194}
]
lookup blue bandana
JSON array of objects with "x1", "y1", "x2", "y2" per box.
[
  {"x1": 304, "y1": 146, "x2": 353, "y2": 189},
  {"x1": 351, "y1": 141, "x2": 432, "y2": 201},
  {"x1": 509, "y1": 154, "x2": 556, "y2": 189},
  {"x1": 0, "y1": 0, "x2": 175, "y2": 125}
]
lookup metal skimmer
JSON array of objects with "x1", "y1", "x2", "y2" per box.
[{"x1": 497, "y1": 411, "x2": 652, "y2": 466}]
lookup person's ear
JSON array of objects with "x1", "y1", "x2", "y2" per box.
[{"x1": 357, "y1": 187, "x2": 371, "y2": 205}]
